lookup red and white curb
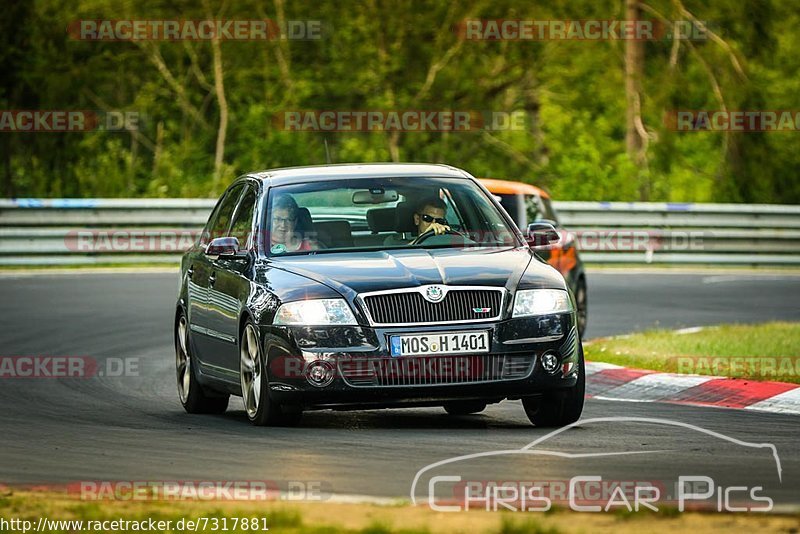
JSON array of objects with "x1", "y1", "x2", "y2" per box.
[{"x1": 585, "y1": 361, "x2": 800, "y2": 415}]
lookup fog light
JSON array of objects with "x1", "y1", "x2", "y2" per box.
[
  {"x1": 540, "y1": 352, "x2": 560, "y2": 374},
  {"x1": 306, "y1": 360, "x2": 335, "y2": 387}
]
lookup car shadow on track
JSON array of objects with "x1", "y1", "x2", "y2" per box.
[{"x1": 178, "y1": 406, "x2": 536, "y2": 431}]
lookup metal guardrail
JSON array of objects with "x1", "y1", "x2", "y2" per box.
[
  {"x1": 554, "y1": 201, "x2": 800, "y2": 265},
  {"x1": 0, "y1": 198, "x2": 798, "y2": 265}
]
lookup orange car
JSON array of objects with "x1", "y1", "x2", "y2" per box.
[{"x1": 481, "y1": 178, "x2": 587, "y2": 337}]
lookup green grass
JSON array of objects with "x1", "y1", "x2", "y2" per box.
[
  {"x1": 2, "y1": 491, "x2": 798, "y2": 533},
  {"x1": 499, "y1": 517, "x2": 560, "y2": 534},
  {"x1": 585, "y1": 322, "x2": 800, "y2": 383}
]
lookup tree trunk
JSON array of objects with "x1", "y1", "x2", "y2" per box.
[
  {"x1": 211, "y1": 34, "x2": 228, "y2": 191},
  {"x1": 625, "y1": 0, "x2": 648, "y2": 199}
]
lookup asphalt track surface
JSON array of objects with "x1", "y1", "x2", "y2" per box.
[{"x1": 0, "y1": 270, "x2": 798, "y2": 508}]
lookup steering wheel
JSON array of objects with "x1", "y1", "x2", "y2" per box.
[{"x1": 410, "y1": 228, "x2": 466, "y2": 245}]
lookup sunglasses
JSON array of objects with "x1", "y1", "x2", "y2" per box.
[{"x1": 417, "y1": 213, "x2": 448, "y2": 225}]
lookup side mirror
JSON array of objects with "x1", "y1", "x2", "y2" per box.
[
  {"x1": 205, "y1": 236, "x2": 243, "y2": 257},
  {"x1": 526, "y1": 222, "x2": 560, "y2": 248}
]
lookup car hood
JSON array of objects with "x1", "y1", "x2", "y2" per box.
[{"x1": 267, "y1": 247, "x2": 564, "y2": 301}]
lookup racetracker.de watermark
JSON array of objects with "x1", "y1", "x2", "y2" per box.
[
  {"x1": 274, "y1": 110, "x2": 528, "y2": 132},
  {"x1": 59, "y1": 229, "x2": 709, "y2": 253},
  {"x1": 0, "y1": 110, "x2": 139, "y2": 132},
  {"x1": 454, "y1": 19, "x2": 708, "y2": 41},
  {"x1": 68, "y1": 19, "x2": 323, "y2": 41},
  {"x1": 65, "y1": 230, "x2": 201, "y2": 253},
  {"x1": 270, "y1": 354, "x2": 492, "y2": 382},
  {"x1": 0, "y1": 356, "x2": 139, "y2": 378},
  {"x1": 560, "y1": 230, "x2": 706, "y2": 252},
  {"x1": 673, "y1": 356, "x2": 800, "y2": 379},
  {"x1": 666, "y1": 110, "x2": 800, "y2": 132},
  {"x1": 71, "y1": 480, "x2": 330, "y2": 501}
]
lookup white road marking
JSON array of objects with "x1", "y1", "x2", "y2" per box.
[
  {"x1": 702, "y1": 274, "x2": 800, "y2": 284},
  {"x1": 674, "y1": 326, "x2": 705, "y2": 335}
]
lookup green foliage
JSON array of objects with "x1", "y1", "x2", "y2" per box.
[
  {"x1": 1, "y1": 0, "x2": 798, "y2": 203},
  {"x1": 585, "y1": 321, "x2": 800, "y2": 383}
]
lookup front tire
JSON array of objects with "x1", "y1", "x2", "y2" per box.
[
  {"x1": 175, "y1": 311, "x2": 229, "y2": 414},
  {"x1": 240, "y1": 321, "x2": 302, "y2": 427},
  {"x1": 522, "y1": 345, "x2": 585, "y2": 427},
  {"x1": 575, "y1": 279, "x2": 588, "y2": 339}
]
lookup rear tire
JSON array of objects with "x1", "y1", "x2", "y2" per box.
[
  {"x1": 175, "y1": 311, "x2": 229, "y2": 415},
  {"x1": 522, "y1": 346, "x2": 585, "y2": 427},
  {"x1": 575, "y1": 279, "x2": 588, "y2": 339},
  {"x1": 443, "y1": 401, "x2": 487, "y2": 415},
  {"x1": 240, "y1": 321, "x2": 303, "y2": 427}
]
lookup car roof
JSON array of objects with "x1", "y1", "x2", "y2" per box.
[
  {"x1": 247, "y1": 163, "x2": 470, "y2": 186},
  {"x1": 480, "y1": 178, "x2": 550, "y2": 199}
]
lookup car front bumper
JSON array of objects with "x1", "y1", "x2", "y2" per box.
[{"x1": 261, "y1": 313, "x2": 581, "y2": 410}]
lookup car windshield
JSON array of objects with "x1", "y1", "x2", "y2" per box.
[{"x1": 264, "y1": 177, "x2": 520, "y2": 256}]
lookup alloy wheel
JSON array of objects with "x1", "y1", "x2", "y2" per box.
[
  {"x1": 176, "y1": 315, "x2": 191, "y2": 404},
  {"x1": 240, "y1": 324, "x2": 262, "y2": 419}
]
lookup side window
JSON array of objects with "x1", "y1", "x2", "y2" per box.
[
  {"x1": 497, "y1": 194, "x2": 519, "y2": 225},
  {"x1": 200, "y1": 201, "x2": 224, "y2": 245},
  {"x1": 540, "y1": 196, "x2": 559, "y2": 224},
  {"x1": 526, "y1": 195, "x2": 558, "y2": 224},
  {"x1": 204, "y1": 184, "x2": 244, "y2": 244},
  {"x1": 440, "y1": 188, "x2": 465, "y2": 229},
  {"x1": 229, "y1": 185, "x2": 258, "y2": 249},
  {"x1": 524, "y1": 194, "x2": 543, "y2": 224}
]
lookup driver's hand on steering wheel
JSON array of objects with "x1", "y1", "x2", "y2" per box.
[{"x1": 428, "y1": 222, "x2": 450, "y2": 235}]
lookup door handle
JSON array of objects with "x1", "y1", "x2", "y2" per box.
[{"x1": 209, "y1": 272, "x2": 217, "y2": 287}]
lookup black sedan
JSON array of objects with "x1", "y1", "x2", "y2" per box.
[{"x1": 174, "y1": 163, "x2": 584, "y2": 427}]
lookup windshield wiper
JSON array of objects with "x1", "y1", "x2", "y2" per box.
[{"x1": 278, "y1": 244, "x2": 412, "y2": 256}]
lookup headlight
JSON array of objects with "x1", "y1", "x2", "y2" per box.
[
  {"x1": 274, "y1": 299, "x2": 357, "y2": 326},
  {"x1": 512, "y1": 289, "x2": 572, "y2": 317}
]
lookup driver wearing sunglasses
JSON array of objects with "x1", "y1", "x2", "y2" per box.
[
  {"x1": 384, "y1": 196, "x2": 450, "y2": 246},
  {"x1": 413, "y1": 197, "x2": 450, "y2": 236}
]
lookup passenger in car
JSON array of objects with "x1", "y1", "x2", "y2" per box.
[
  {"x1": 384, "y1": 196, "x2": 450, "y2": 246},
  {"x1": 269, "y1": 194, "x2": 321, "y2": 254}
]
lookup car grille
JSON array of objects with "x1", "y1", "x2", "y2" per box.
[
  {"x1": 361, "y1": 288, "x2": 504, "y2": 325},
  {"x1": 338, "y1": 354, "x2": 534, "y2": 387}
]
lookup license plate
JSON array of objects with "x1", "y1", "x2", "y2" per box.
[{"x1": 389, "y1": 331, "x2": 489, "y2": 357}]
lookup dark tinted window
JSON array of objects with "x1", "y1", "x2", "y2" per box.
[
  {"x1": 266, "y1": 177, "x2": 519, "y2": 256},
  {"x1": 496, "y1": 194, "x2": 520, "y2": 225},
  {"x1": 540, "y1": 196, "x2": 559, "y2": 223},
  {"x1": 204, "y1": 184, "x2": 244, "y2": 243},
  {"x1": 229, "y1": 185, "x2": 258, "y2": 248},
  {"x1": 524, "y1": 194, "x2": 558, "y2": 225}
]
